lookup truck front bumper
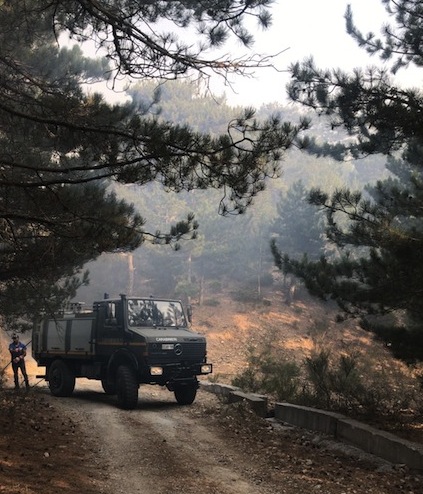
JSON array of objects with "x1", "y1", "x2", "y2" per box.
[{"x1": 149, "y1": 363, "x2": 212, "y2": 377}]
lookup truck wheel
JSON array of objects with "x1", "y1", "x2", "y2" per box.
[
  {"x1": 116, "y1": 365, "x2": 138, "y2": 410},
  {"x1": 101, "y1": 378, "x2": 117, "y2": 395},
  {"x1": 174, "y1": 383, "x2": 197, "y2": 405},
  {"x1": 48, "y1": 360, "x2": 75, "y2": 397}
]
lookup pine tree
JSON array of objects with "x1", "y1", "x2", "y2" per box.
[
  {"x1": 270, "y1": 180, "x2": 326, "y2": 261},
  {"x1": 278, "y1": 0, "x2": 423, "y2": 362},
  {"x1": 0, "y1": 1, "x2": 310, "y2": 321}
]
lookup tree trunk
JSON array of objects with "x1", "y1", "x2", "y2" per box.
[{"x1": 127, "y1": 254, "x2": 135, "y2": 296}]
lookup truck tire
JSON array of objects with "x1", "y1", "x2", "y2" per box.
[
  {"x1": 174, "y1": 383, "x2": 197, "y2": 405},
  {"x1": 116, "y1": 365, "x2": 138, "y2": 410},
  {"x1": 101, "y1": 378, "x2": 117, "y2": 395},
  {"x1": 48, "y1": 360, "x2": 75, "y2": 397}
]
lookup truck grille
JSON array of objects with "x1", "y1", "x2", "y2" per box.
[{"x1": 147, "y1": 341, "x2": 206, "y2": 364}]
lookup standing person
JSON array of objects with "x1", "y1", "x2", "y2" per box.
[{"x1": 9, "y1": 333, "x2": 29, "y2": 390}]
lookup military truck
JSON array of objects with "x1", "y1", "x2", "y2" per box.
[{"x1": 32, "y1": 294, "x2": 212, "y2": 409}]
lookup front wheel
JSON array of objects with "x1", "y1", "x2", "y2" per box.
[
  {"x1": 116, "y1": 365, "x2": 138, "y2": 410},
  {"x1": 174, "y1": 383, "x2": 197, "y2": 405},
  {"x1": 48, "y1": 360, "x2": 75, "y2": 397}
]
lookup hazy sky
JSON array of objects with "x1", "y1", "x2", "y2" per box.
[
  {"x1": 83, "y1": 0, "x2": 421, "y2": 108},
  {"x1": 215, "y1": 0, "x2": 420, "y2": 106}
]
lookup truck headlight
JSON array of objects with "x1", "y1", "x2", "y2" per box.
[
  {"x1": 201, "y1": 364, "x2": 212, "y2": 374},
  {"x1": 150, "y1": 366, "x2": 163, "y2": 376}
]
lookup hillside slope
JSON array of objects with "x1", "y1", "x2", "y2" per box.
[{"x1": 195, "y1": 290, "x2": 401, "y2": 384}]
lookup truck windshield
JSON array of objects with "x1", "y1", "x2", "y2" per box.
[{"x1": 127, "y1": 299, "x2": 187, "y2": 328}]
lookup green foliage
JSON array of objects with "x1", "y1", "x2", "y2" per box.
[
  {"x1": 280, "y1": 156, "x2": 423, "y2": 327},
  {"x1": 345, "y1": 1, "x2": 423, "y2": 73},
  {"x1": 280, "y1": 1, "x2": 423, "y2": 361},
  {"x1": 260, "y1": 359, "x2": 301, "y2": 402},
  {"x1": 362, "y1": 319, "x2": 423, "y2": 364},
  {"x1": 232, "y1": 343, "x2": 422, "y2": 420},
  {"x1": 128, "y1": 81, "x2": 241, "y2": 136},
  {"x1": 232, "y1": 367, "x2": 261, "y2": 393},
  {"x1": 302, "y1": 350, "x2": 371, "y2": 412},
  {"x1": 232, "y1": 345, "x2": 301, "y2": 401},
  {"x1": 0, "y1": 1, "x2": 313, "y2": 319},
  {"x1": 270, "y1": 180, "x2": 327, "y2": 260},
  {"x1": 73, "y1": 84, "x2": 365, "y2": 309},
  {"x1": 230, "y1": 287, "x2": 262, "y2": 303}
]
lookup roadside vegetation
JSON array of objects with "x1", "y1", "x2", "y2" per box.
[{"x1": 232, "y1": 332, "x2": 423, "y2": 434}]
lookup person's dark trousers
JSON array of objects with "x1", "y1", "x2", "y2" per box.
[{"x1": 12, "y1": 360, "x2": 29, "y2": 389}]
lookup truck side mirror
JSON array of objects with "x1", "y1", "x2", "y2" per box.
[{"x1": 186, "y1": 304, "x2": 192, "y2": 323}]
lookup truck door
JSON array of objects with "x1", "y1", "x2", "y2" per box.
[{"x1": 96, "y1": 301, "x2": 124, "y2": 354}]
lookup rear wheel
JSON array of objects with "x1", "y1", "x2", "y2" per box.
[
  {"x1": 48, "y1": 360, "x2": 75, "y2": 397},
  {"x1": 174, "y1": 383, "x2": 197, "y2": 405},
  {"x1": 116, "y1": 365, "x2": 138, "y2": 409}
]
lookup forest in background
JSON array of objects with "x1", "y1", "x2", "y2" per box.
[
  {"x1": 74, "y1": 80, "x2": 387, "y2": 306},
  {"x1": 2, "y1": 1, "x2": 418, "y2": 365}
]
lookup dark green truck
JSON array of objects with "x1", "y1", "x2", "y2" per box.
[{"x1": 32, "y1": 294, "x2": 212, "y2": 409}]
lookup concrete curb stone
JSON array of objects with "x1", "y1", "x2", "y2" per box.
[{"x1": 200, "y1": 381, "x2": 423, "y2": 471}]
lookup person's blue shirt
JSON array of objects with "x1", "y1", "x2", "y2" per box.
[{"x1": 9, "y1": 340, "x2": 27, "y2": 360}]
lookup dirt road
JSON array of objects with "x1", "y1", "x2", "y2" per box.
[
  {"x1": 56, "y1": 382, "x2": 274, "y2": 494},
  {"x1": 29, "y1": 380, "x2": 422, "y2": 494},
  {"x1": 46, "y1": 381, "x2": 282, "y2": 494}
]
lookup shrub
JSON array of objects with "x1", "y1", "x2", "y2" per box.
[
  {"x1": 232, "y1": 345, "x2": 301, "y2": 401},
  {"x1": 302, "y1": 350, "x2": 332, "y2": 408},
  {"x1": 260, "y1": 358, "x2": 301, "y2": 401},
  {"x1": 232, "y1": 367, "x2": 261, "y2": 393},
  {"x1": 232, "y1": 343, "x2": 423, "y2": 423},
  {"x1": 301, "y1": 350, "x2": 371, "y2": 413},
  {"x1": 230, "y1": 287, "x2": 261, "y2": 303}
]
